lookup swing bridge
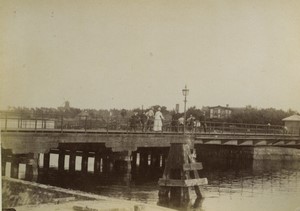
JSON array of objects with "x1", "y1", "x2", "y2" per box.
[{"x1": 1, "y1": 115, "x2": 300, "y2": 205}]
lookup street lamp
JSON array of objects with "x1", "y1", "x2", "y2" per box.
[{"x1": 182, "y1": 85, "x2": 189, "y2": 134}]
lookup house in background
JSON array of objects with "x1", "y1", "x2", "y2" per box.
[
  {"x1": 202, "y1": 104, "x2": 246, "y2": 120},
  {"x1": 78, "y1": 110, "x2": 90, "y2": 120},
  {"x1": 202, "y1": 105, "x2": 233, "y2": 119},
  {"x1": 282, "y1": 114, "x2": 300, "y2": 134}
]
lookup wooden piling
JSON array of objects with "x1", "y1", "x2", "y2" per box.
[
  {"x1": 10, "y1": 158, "x2": 19, "y2": 179},
  {"x1": 139, "y1": 150, "x2": 148, "y2": 170},
  {"x1": 94, "y1": 152, "x2": 101, "y2": 174},
  {"x1": 43, "y1": 153, "x2": 50, "y2": 170},
  {"x1": 131, "y1": 151, "x2": 137, "y2": 170},
  {"x1": 69, "y1": 151, "x2": 76, "y2": 172},
  {"x1": 2, "y1": 161, "x2": 5, "y2": 176},
  {"x1": 102, "y1": 154, "x2": 111, "y2": 173},
  {"x1": 81, "y1": 152, "x2": 88, "y2": 173},
  {"x1": 58, "y1": 150, "x2": 65, "y2": 171},
  {"x1": 158, "y1": 137, "x2": 207, "y2": 206}
]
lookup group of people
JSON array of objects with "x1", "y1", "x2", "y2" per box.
[
  {"x1": 171, "y1": 113, "x2": 207, "y2": 132},
  {"x1": 129, "y1": 107, "x2": 165, "y2": 132},
  {"x1": 129, "y1": 107, "x2": 207, "y2": 133}
]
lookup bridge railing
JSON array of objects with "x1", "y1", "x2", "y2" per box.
[
  {"x1": 162, "y1": 121, "x2": 292, "y2": 135},
  {"x1": 0, "y1": 114, "x2": 299, "y2": 136}
]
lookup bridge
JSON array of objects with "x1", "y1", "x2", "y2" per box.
[
  {"x1": 1, "y1": 128, "x2": 299, "y2": 157},
  {"x1": 2, "y1": 126, "x2": 300, "y2": 154},
  {"x1": 1, "y1": 118, "x2": 300, "y2": 186}
]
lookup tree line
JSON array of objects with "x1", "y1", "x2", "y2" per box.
[{"x1": 1, "y1": 105, "x2": 298, "y2": 126}]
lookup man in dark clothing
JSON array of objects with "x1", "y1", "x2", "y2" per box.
[
  {"x1": 140, "y1": 112, "x2": 148, "y2": 132},
  {"x1": 187, "y1": 114, "x2": 195, "y2": 131},
  {"x1": 130, "y1": 112, "x2": 140, "y2": 132},
  {"x1": 171, "y1": 112, "x2": 182, "y2": 132}
]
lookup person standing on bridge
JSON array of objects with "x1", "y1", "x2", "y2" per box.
[
  {"x1": 153, "y1": 107, "x2": 164, "y2": 132},
  {"x1": 130, "y1": 112, "x2": 140, "y2": 132},
  {"x1": 146, "y1": 107, "x2": 154, "y2": 131},
  {"x1": 140, "y1": 111, "x2": 148, "y2": 132}
]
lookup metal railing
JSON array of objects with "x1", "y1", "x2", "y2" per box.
[{"x1": 1, "y1": 114, "x2": 299, "y2": 136}]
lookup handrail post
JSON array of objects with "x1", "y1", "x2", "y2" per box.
[
  {"x1": 20, "y1": 115, "x2": 22, "y2": 129},
  {"x1": 41, "y1": 112, "x2": 44, "y2": 129},
  {"x1": 85, "y1": 116, "x2": 87, "y2": 133},
  {"x1": 106, "y1": 122, "x2": 109, "y2": 134},
  {"x1": 5, "y1": 113, "x2": 8, "y2": 131},
  {"x1": 222, "y1": 123, "x2": 224, "y2": 134},
  {"x1": 35, "y1": 118, "x2": 37, "y2": 132},
  {"x1": 18, "y1": 116, "x2": 20, "y2": 129},
  {"x1": 61, "y1": 115, "x2": 63, "y2": 133}
]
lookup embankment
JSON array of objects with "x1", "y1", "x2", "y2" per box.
[{"x1": 2, "y1": 177, "x2": 174, "y2": 211}]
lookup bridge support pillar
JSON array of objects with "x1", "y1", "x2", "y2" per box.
[
  {"x1": 40, "y1": 153, "x2": 50, "y2": 181},
  {"x1": 69, "y1": 150, "x2": 76, "y2": 172},
  {"x1": 140, "y1": 150, "x2": 149, "y2": 170},
  {"x1": 2, "y1": 160, "x2": 5, "y2": 176},
  {"x1": 151, "y1": 151, "x2": 161, "y2": 170},
  {"x1": 102, "y1": 155, "x2": 109, "y2": 173},
  {"x1": 81, "y1": 152, "x2": 88, "y2": 173},
  {"x1": 160, "y1": 152, "x2": 166, "y2": 170},
  {"x1": 131, "y1": 151, "x2": 137, "y2": 170},
  {"x1": 94, "y1": 152, "x2": 101, "y2": 174},
  {"x1": 58, "y1": 150, "x2": 65, "y2": 171},
  {"x1": 10, "y1": 156, "x2": 19, "y2": 179},
  {"x1": 112, "y1": 152, "x2": 131, "y2": 170},
  {"x1": 43, "y1": 153, "x2": 50, "y2": 170},
  {"x1": 1, "y1": 151, "x2": 8, "y2": 176}
]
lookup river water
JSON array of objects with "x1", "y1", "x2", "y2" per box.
[{"x1": 37, "y1": 157, "x2": 300, "y2": 211}]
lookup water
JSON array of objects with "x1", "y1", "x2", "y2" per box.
[
  {"x1": 36, "y1": 157, "x2": 300, "y2": 211},
  {"x1": 199, "y1": 161, "x2": 300, "y2": 211}
]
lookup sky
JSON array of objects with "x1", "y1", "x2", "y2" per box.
[{"x1": 1, "y1": 0, "x2": 300, "y2": 112}]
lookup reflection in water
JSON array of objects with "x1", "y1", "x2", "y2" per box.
[{"x1": 37, "y1": 155, "x2": 300, "y2": 211}]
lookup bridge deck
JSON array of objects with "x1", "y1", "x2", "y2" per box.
[{"x1": 2, "y1": 128, "x2": 299, "y2": 153}]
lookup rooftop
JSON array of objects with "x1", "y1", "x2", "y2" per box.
[{"x1": 282, "y1": 114, "x2": 300, "y2": 121}]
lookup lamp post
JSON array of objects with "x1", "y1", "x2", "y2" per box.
[{"x1": 182, "y1": 85, "x2": 189, "y2": 134}]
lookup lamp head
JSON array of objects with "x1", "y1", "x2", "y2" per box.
[{"x1": 182, "y1": 85, "x2": 189, "y2": 96}]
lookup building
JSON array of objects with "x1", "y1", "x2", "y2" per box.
[
  {"x1": 202, "y1": 104, "x2": 247, "y2": 120},
  {"x1": 282, "y1": 114, "x2": 300, "y2": 134},
  {"x1": 202, "y1": 105, "x2": 232, "y2": 119},
  {"x1": 77, "y1": 111, "x2": 90, "y2": 120},
  {"x1": 58, "y1": 101, "x2": 71, "y2": 111}
]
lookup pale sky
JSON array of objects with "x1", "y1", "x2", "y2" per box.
[{"x1": 1, "y1": 0, "x2": 300, "y2": 112}]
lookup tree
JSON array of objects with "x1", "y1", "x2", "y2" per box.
[
  {"x1": 226, "y1": 106, "x2": 296, "y2": 125},
  {"x1": 186, "y1": 106, "x2": 202, "y2": 120},
  {"x1": 120, "y1": 109, "x2": 127, "y2": 118}
]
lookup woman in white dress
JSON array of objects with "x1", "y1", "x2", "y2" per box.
[{"x1": 153, "y1": 107, "x2": 164, "y2": 131}]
